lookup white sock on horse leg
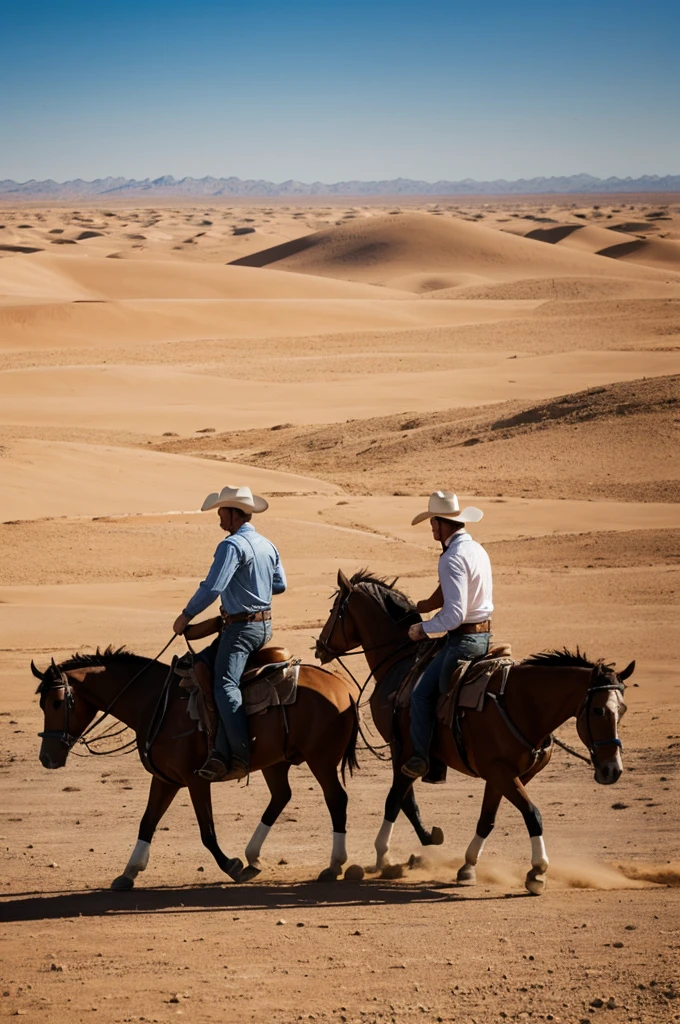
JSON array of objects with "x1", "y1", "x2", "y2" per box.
[
  {"x1": 331, "y1": 832, "x2": 347, "y2": 870},
  {"x1": 245, "y1": 821, "x2": 271, "y2": 868},
  {"x1": 465, "y1": 832, "x2": 486, "y2": 866},
  {"x1": 124, "y1": 839, "x2": 150, "y2": 879},
  {"x1": 531, "y1": 835, "x2": 549, "y2": 873},
  {"x1": 375, "y1": 819, "x2": 394, "y2": 865}
]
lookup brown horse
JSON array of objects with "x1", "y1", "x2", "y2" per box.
[
  {"x1": 32, "y1": 646, "x2": 359, "y2": 888},
  {"x1": 316, "y1": 570, "x2": 633, "y2": 895}
]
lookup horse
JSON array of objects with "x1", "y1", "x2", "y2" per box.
[
  {"x1": 32, "y1": 645, "x2": 359, "y2": 888},
  {"x1": 315, "y1": 569, "x2": 633, "y2": 895}
]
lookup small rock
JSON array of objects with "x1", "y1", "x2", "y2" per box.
[
  {"x1": 351, "y1": 930, "x2": 361, "y2": 936},
  {"x1": 589, "y1": 998, "x2": 604, "y2": 1009},
  {"x1": 50, "y1": 963, "x2": 64, "y2": 972},
  {"x1": 612, "y1": 941, "x2": 624, "y2": 948},
  {"x1": 606, "y1": 997, "x2": 616, "y2": 1009},
  {"x1": 276, "y1": 919, "x2": 287, "y2": 926},
  {"x1": 197, "y1": 866, "x2": 204, "y2": 872},
  {"x1": 625, "y1": 924, "x2": 637, "y2": 930},
  {"x1": 168, "y1": 995, "x2": 180, "y2": 1004},
  {"x1": 48, "y1": 862, "x2": 58, "y2": 868}
]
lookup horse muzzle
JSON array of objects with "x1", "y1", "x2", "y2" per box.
[
  {"x1": 594, "y1": 757, "x2": 622, "y2": 785},
  {"x1": 39, "y1": 735, "x2": 69, "y2": 769}
]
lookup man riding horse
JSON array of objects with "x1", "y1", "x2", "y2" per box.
[
  {"x1": 172, "y1": 485, "x2": 287, "y2": 782},
  {"x1": 402, "y1": 490, "x2": 493, "y2": 780}
]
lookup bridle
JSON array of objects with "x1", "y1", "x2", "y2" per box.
[
  {"x1": 37, "y1": 663, "x2": 80, "y2": 750},
  {"x1": 575, "y1": 668, "x2": 626, "y2": 764},
  {"x1": 316, "y1": 583, "x2": 416, "y2": 700},
  {"x1": 36, "y1": 636, "x2": 178, "y2": 755}
]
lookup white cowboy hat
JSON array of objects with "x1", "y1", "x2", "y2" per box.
[
  {"x1": 201, "y1": 485, "x2": 269, "y2": 514},
  {"x1": 411, "y1": 490, "x2": 484, "y2": 526}
]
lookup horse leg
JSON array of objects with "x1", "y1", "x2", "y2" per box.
[
  {"x1": 401, "y1": 787, "x2": 444, "y2": 848},
  {"x1": 187, "y1": 776, "x2": 243, "y2": 881},
  {"x1": 374, "y1": 769, "x2": 414, "y2": 871},
  {"x1": 111, "y1": 776, "x2": 180, "y2": 891},
  {"x1": 240, "y1": 763, "x2": 292, "y2": 882},
  {"x1": 487, "y1": 764, "x2": 549, "y2": 895},
  {"x1": 456, "y1": 781, "x2": 502, "y2": 886},
  {"x1": 307, "y1": 759, "x2": 349, "y2": 881}
]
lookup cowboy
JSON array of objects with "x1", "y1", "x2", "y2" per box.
[
  {"x1": 173, "y1": 485, "x2": 287, "y2": 782},
  {"x1": 402, "y1": 490, "x2": 493, "y2": 780}
]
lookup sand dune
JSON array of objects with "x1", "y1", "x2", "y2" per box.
[
  {"x1": 159, "y1": 374, "x2": 680, "y2": 502},
  {"x1": 0, "y1": 295, "x2": 542, "y2": 350},
  {"x1": 596, "y1": 237, "x2": 680, "y2": 273},
  {"x1": 525, "y1": 223, "x2": 639, "y2": 252},
  {"x1": 0, "y1": 252, "x2": 416, "y2": 302},
  {"x1": 230, "y1": 212, "x2": 679, "y2": 287},
  {"x1": 1, "y1": 354, "x2": 676, "y2": 435},
  {"x1": 0, "y1": 438, "x2": 340, "y2": 522}
]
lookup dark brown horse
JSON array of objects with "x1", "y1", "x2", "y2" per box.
[
  {"x1": 32, "y1": 645, "x2": 359, "y2": 888},
  {"x1": 316, "y1": 570, "x2": 633, "y2": 895}
]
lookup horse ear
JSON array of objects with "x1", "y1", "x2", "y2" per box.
[
  {"x1": 30, "y1": 660, "x2": 44, "y2": 681},
  {"x1": 619, "y1": 660, "x2": 635, "y2": 681},
  {"x1": 337, "y1": 569, "x2": 352, "y2": 590}
]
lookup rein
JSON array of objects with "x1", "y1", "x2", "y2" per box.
[{"x1": 38, "y1": 635, "x2": 179, "y2": 755}]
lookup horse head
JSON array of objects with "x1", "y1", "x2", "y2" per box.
[
  {"x1": 576, "y1": 660, "x2": 634, "y2": 785},
  {"x1": 33, "y1": 657, "x2": 100, "y2": 769},
  {"x1": 315, "y1": 568, "x2": 419, "y2": 664}
]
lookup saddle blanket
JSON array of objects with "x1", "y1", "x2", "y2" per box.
[
  {"x1": 437, "y1": 657, "x2": 513, "y2": 728},
  {"x1": 177, "y1": 659, "x2": 300, "y2": 739}
]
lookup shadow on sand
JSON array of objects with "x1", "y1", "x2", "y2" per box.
[{"x1": 0, "y1": 878, "x2": 529, "y2": 923}]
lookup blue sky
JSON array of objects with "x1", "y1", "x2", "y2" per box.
[{"x1": 2, "y1": 0, "x2": 679, "y2": 181}]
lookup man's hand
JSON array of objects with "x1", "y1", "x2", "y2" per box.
[
  {"x1": 408, "y1": 622, "x2": 428, "y2": 642},
  {"x1": 173, "y1": 613, "x2": 190, "y2": 636}
]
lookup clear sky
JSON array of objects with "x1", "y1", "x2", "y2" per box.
[{"x1": 2, "y1": 0, "x2": 679, "y2": 182}]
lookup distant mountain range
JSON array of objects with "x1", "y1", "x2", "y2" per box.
[{"x1": 1, "y1": 173, "x2": 679, "y2": 200}]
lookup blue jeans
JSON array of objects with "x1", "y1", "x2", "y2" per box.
[
  {"x1": 197, "y1": 620, "x2": 272, "y2": 766},
  {"x1": 410, "y1": 632, "x2": 490, "y2": 761}
]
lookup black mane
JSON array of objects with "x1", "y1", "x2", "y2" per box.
[
  {"x1": 350, "y1": 569, "x2": 419, "y2": 624},
  {"x1": 525, "y1": 647, "x2": 612, "y2": 670},
  {"x1": 35, "y1": 646, "x2": 149, "y2": 694},
  {"x1": 59, "y1": 646, "x2": 145, "y2": 671}
]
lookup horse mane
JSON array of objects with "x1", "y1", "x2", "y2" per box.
[
  {"x1": 349, "y1": 569, "x2": 419, "y2": 624},
  {"x1": 525, "y1": 647, "x2": 612, "y2": 671},
  {"x1": 60, "y1": 646, "x2": 145, "y2": 671}
]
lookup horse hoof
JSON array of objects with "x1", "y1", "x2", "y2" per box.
[
  {"x1": 111, "y1": 874, "x2": 134, "y2": 891},
  {"x1": 381, "y1": 863, "x2": 405, "y2": 880},
  {"x1": 456, "y1": 864, "x2": 476, "y2": 886},
  {"x1": 317, "y1": 867, "x2": 341, "y2": 883},
  {"x1": 344, "y1": 864, "x2": 365, "y2": 882},
  {"x1": 225, "y1": 857, "x2": 244, "y2": 881},
  {"x1": 525, "y1": 870, "x2": 546, "y2": 896},
  {"x1": 239, "y1": 865, "x2": 261, "y2": 883}
]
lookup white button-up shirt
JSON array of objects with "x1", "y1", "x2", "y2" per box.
[{"x1": 422, "y1": 530, "x2": 493, "y2": 636}]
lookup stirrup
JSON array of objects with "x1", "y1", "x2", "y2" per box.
[
  {"x1": 197, "y1": 753, "x2": 229, "y2": 782},
  {"x1": 401, "y1": 756, "x2": 428, "y2": 779}
]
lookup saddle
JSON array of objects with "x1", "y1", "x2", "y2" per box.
[
  {"x1": 394, "y1": 642, "x2": 512, "y2": 711},
  {"x1": 176, "y1": 646, "x2": 300, "y2": 743},
  {"x1": 436, "y1": 651, "x2": 513, "y2": 728}
]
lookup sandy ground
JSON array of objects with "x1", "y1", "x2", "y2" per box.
[{"x1": 1, "y1": 196, "x2": 679, "y2": 1024}]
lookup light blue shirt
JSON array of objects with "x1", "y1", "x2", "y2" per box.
[{"x1": 183, "y1": 523, "x2": 286, "y2": 620}]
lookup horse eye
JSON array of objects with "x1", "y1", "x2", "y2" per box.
[
  {"x1": 593, "y1": 707, "x2": 606, "y2": 717},
  {"x1": 52, "y1": 699, "x2": 63, "y2": 710}
]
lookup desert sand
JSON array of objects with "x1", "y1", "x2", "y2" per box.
[{"x1": 1, "y1": 195, "x2": 679, "y2": 1024}]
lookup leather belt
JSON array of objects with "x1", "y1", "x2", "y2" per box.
[
  {"x1": 448, "y1": 620, "x2": 491, "y2": 636},
  {"x1": 220, "y1": 608, "x2": 272, "y2": 625}
]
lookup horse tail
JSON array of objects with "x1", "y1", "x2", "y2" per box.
[{"x1": 341, "y1": 697, "x2": 360, "y2": 785}]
